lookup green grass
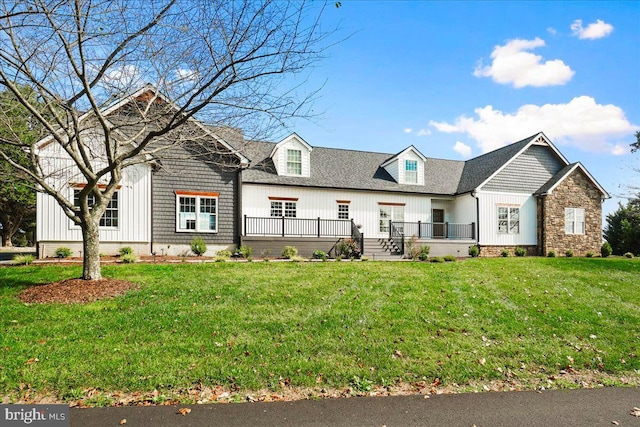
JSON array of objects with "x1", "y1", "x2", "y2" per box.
[{"x1": 1, "y1": 258, "x2": 639, "y2": 404}]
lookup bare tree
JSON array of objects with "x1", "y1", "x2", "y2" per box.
[{"x1": 0, "y1": 0, "x2": 330, "y2": 279}]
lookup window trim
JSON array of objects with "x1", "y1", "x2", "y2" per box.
[
  {"x1": 270, "y1": 199, "x2": 297, "y2": 218},
  {"x1": 497, "y1": 205, "x2": 520, "y2": 235},
  {"x1": 565, "y1": 207, "x2": 585, "y2": 235},
  {"x1": 70, "y1": 185, "x2": 120, "y2": 229},
  {"x1": 286, "y1": 148, "x2": 302, "y2": 175},
  {"x1": 175, "y1": 191, "x2": 219, "y2": 233},
  {"x1": 337, "y1": 203, "x2": 350, "y2": 220},
  {"x1": 405, "y1": 159, "x2": 418, "y2": 184}
]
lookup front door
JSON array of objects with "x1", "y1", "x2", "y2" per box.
[{"x1": 432, "y1": 209, "x2": 445, "y2": 238}]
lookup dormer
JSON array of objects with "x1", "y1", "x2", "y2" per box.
[
  {"x1": 270, "y1": 133, "x2": 313, "y2": 177},
  {"x1": 380, "y1": 146, "x2": 427, "y2": 185}
]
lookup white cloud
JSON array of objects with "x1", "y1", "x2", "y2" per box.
[
  {"x1": 453, "y1": 141, "x2": 472, "y2": 158},
  {"x1": 612, "y1": 144, "x2": 629, "y2": 156},
  {"x1": 102, "y1": 64, "x2": 141, "y2": 87},
  {"x1": 571, "y1": 19, "x2": 614, "y2": 40},
  {"x1": 404, "y1": 128, "x2": 413, "y2": 134},
  {"x1": 416, "y1": 129, "x2": 431, "y2": 136},
  {"x1": 429, "y1": 96, "x2": 637, "y2": 155},
  {"x1": 175, "y1": 68, "x2": 200, "y2": 83},
  {"x1": 473, "y1": 38, "x2": 574, "y2": 88},
  {"x1": 547, "y1": 27, "x2": 557, "y2": 36}
]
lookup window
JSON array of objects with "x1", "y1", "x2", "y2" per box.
[
  {"x1": 73, "y1": 189, "x2": 118, "y2": 227},
  {"x1": 338, "y1": 203, "x2": 349, "y2": 220},
  {"x1": 379, "y1": 204, "x2": 404, "y2": 233},
  {"x1": 405, "y1": 160, "x2": 418, "y2": 183},
  {"x1": 286, "y1": 149, "x2": 302, "y2": 175},
  {"x1": 498, "y1": 206, "x2": 519, "y2": 234},
  {"x1": 270, "y1": 201, "x2": 297, "y2": 217},
  {"x1": 565, "y1": 208, "x2": 585, "y2": 234},
  {"x1": 176, "y1": 192, "x2": 217, "y2": 232}
]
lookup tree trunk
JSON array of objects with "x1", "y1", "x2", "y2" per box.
[
  {"x1": 81, "y1": 219, "x2": 102, "y2": 280},
  {"x1": 1, "y1": 231, "x2": 12, "y2": 247}
]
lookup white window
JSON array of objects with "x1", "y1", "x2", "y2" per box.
[
  {"x1": 176, "y1": 193, "x2": 217, "y2": 232},
  {"x1": 565, "y1": 208, "x2": 585, "y2": 234},
  {"x1": 287, "y1": 149, "x2": 302, "y2": 175},
  {"x1": 405, "y1": 160, "x2": 418, "y2": 183},
  {"x1": 338, "y1": 203, "x2": 349, "y2": 220},
  {"x1": 498, "y1": 206, "x2": 519, "y2": 234},
  {"x1": 73, "y1": 189, "x2": 118, "y2": 228},
  {"x1": 379, "y1": 204, "x2": 404, "y2": 233},
  {"x1": 270, "y1": 201, "x2": 297, "y2": 217}
]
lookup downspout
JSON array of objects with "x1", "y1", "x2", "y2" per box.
[{"x1": 471, "y1": 189, "x2": 479, "y2": 247}]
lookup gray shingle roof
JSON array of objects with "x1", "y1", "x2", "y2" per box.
[{"x1": 235, "y1": 133, "x2": 555, "y2": 196}]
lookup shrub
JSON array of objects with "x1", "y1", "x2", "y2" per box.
[
  {"x1": 586, "y1": 252, "x2": 594, "y2": 258},
  {"x1": 514, "y1": 247, "x2": 526, "y2": 257},
  {"x1": 601, "y1": 242, "x2": 612, "y2": 258},
  {"x1": 417, "y1": 251, "x2": 429, "y2": 261},
  {"x1": 237, "y1": 245, "x2": 253, "y2": 259},
  {"x1": 54, "y1": 247, "x2": 73, "y2": 258},
  {"x1": 13, "y1": 254, "x2": 35, "y2": 265},
  {"x1": 565, "y1": 249, "x2": 573, "y2": 257},
  {"x1": 443, "y1": 255, "x2": 456, "y2": 262},
  {"x1": 289, "y1": 255, "x2": 305, "y2": 263},
  {"x1": 119, "y1": 246, "x2": 133, "y2": 256},
  {"x1": 547, "y1": 250, "x2": 556, "y2": 258},
  {"x1": 261, "y1": 249, "x2": 272, "y2": 260},
  {"x1": 624, "y1": 252, "x2": 634, "y2": 259},
  {"x1": 335, "y1": 238, "x2": 359, "y2": 259},
  {"x1": 429, "y1": 256, "x2": 445, "y2": 263},
  {"x1": 500, "y1": 249, "x2": 509, "y2": 257},
  {"x1": 190, "y1": 237, "x2": 207, "y2": 256},
  {"x1": 312, "y1": 250, "x2": 327, "y2": 261},
  {"x1": 405, "y1": 235, "x2": 419, "y2": 259},
  {"x1": 360, "y1": 256, "x2": 369, "y2": 261},
  {"x1": 120, "y1": 253, "x2": 138, "y2": 263},
  {"x1": 468, "y1": 245, "x2": 479, "y2": 258},
  {"x1": 281, "y1": 246, "x2": 298, "y2": 259},
  {"x1": 216, "y1": 250, "x2": 231, "y2": 260},
  {"x1": 335, "y1": 255, "x2": 343, "y2": 262}
]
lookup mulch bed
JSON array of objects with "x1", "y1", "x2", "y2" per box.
[{"x1": 18, "y1": 278, "x2": 137, "y2": 304}]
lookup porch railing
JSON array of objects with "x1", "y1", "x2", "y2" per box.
[
  {"x1": 392, "y1": 221, "x2": 476, "y2": 240},
  {"x1": 244, "y1": 215, "x2": 352, "y2": 238}
]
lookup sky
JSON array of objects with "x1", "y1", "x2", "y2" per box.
[{"x1": 287, "y1": 1, "x2": 640, "y2": 219}]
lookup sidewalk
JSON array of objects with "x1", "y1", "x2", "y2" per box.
[{"x1": 71, "y1": 387, "x2": 640, "y2": 427}]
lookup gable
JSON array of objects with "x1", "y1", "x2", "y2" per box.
[
  {"x1": 482, "y1": 144, "x2": 565, "y2": 193},
  {"x1": 270, "y1": 133, "x2": 312, "y2": 177},
  {"x1": 381, "y1": 146, "x2": 427, "y2": 185}
]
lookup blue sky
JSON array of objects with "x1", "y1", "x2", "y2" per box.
[{"x1": 289, "y1": 1, "x2": 640, "y2": 218}]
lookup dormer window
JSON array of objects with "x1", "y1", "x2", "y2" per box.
[
  {"x1": 287, "y1": 149, "x2": 302, "y2": 175},
  {"x1": 405, "y1": 160, "x2": 418, "y2": 183}
]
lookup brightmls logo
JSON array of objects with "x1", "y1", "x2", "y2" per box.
[{"x1": 1, "y1": 405, "x2": 69, "y2": 427}]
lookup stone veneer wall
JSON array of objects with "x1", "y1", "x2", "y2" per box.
[
  {"x1": 539, "y1": 169, "x2": 603, "y2": 257},
  {"x1": 479, "y1": 245, "x2": 537, "y2": 257}
]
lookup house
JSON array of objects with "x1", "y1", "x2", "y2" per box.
[{"x1": 36, "y1": 89, "x2": 609, "y2": 259}]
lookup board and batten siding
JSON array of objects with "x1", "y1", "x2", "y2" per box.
[
  {"x1": 151, "y1": 147, "x2": 239, "y2": 253},
  {"x1": 477, "y1": 191, "x2": 537, "y2": 246},
  {"x1": 242, "y1": 184, "x2": 438, "y2": 239},
  {"x1": 36, "y1": 163, "x2": 151, "y2": 243},
  {"x1": 483, "y1": 145, "x2": 564, "y2": 193}
]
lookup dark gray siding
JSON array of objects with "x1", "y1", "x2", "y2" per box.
[
  {"x1": 482, "y1": 145, "x2": 564, "y2": 193},
  {"x1": 152, "y1": 144, "x2": 239, "y2": 245}
]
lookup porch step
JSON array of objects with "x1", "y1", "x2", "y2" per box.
[{"x1": 362, "y1": 238, "x2": 403, "y2": 260}]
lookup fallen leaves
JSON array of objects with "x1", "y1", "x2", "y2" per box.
[
  {"x1": 631, "y1": 407, "x2": 640, "y2": 417},
  {"x1": 177, "y1": 407, "x2": 191, "y2": 416},
  {"x1": 119, "y1": 419, "x2": 126, "y2": 425}
]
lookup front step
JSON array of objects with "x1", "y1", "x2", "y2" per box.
[{"x1": 362, "y1": 238, "x2": 403, "y2": 260}]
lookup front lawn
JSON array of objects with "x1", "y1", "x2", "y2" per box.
[{"x1": 1, "y1": 258, "x2": 639, "y2": 405}]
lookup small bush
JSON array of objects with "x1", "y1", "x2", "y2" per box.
[
  {"x1": 13, "y1": 254, "x2": 35, "y2": 265},
  {"x1": 120, "y1": 253, "x2": 138, "y2": 264},
  {"x1": 119, "y1": 246, "x2": 133, "y2": 256},
  {"x1": 624, "y1": 252, "x2": 634, "y2": 259},
  {"x1": 360, "y1": 256, "x2": 369, "y2": 261},
  {"x1": 190, "y1": 237, "x2": 207, "y2": 256},
  {"x1": 468, "y1": 245, "x2": 479, "y2": 258},
  {"x1": 443, "y1": 255, "x2": 456, "y2": 262},
  {"x1": 500, "y1": 249, "x2": 509, "y2": 257},
  {"x1": 586, "y1": 252, "x2": 594, "y2": 258},
  {"x1": 215, "y1": 250, "x2": 232, "y2": 260},
  {"x1": 565, "y1": 249, "x2": 573, "y2": 257},
  {"x1": 261, "y1": 249, "x2": 271, "y2": 260},
  {"x1": 547, "y1": 250, "x2": 556, "y2": 258},
  {"x1": 335, "y1": 255, "x2": 342, "y2": 262},
  {"x1": 601, "y1": 242, "x2": 612, "y2": 258},
  {"x1": 312, "y1": 250, "x2": 327, "y2": 261},
  {"x1": 514, "y1": 247, "x2": 526, "y2": 257},
  {"x1": 237, "y1": 245, "x2": 253, "y2": 259},
  {"x1": 55, "y1": 247, "x2": 72, "y2": 258},
  {"x1": 281, "y1": 246, "x2": 298, "y2": 259},
  {"x1": 430, "y1": 256, "x2": 445, "y2": 263},
  {"x1": 289, "y1": 255, "x2": 305, "y2": 263},
  {"x1": 417, "y1": 251, "x2": 429, "y2": 261},
  {"x1": 335, "y1": 238, "x2": 359, "y2": 259}
]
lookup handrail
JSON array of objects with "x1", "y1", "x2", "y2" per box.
[{"x1": 389, "y1": 221, "x2": 405, "y2": 256}]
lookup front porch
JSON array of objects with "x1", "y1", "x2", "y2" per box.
[{"x1": 242, "y1": 216, "x2": 476, "y2": 258}]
